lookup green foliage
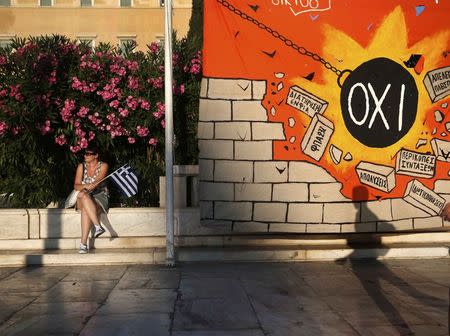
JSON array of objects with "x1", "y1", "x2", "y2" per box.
[{"x1": 0, "y1": 34, "x2": 202, "y2": 207}]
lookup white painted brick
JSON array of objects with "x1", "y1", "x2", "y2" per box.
[
  {"x1": 200, "y1": 78, "x2": 208, "y2": 98},
  {"x1": 288, "y1": 203, "x2": 322, "y2": 223},
  {"x1": 289, "y1": 162, "x2": 336, "y2": 182},
  {"x1": 434, "y1": 180, "x2": 450, "y2": 193},
  {"x1": 233, "y1": 221, "x2": 269, "y2": 233},
  {"x1": 310, "y1": 183, "x2": 349, "y2": 202},
  {"x1": 200, "y1": 219, "x2": 232, "y2": 233},
  {"x1": 199, "y1": 99, "x2": 232, "y2": 121},
  {"x1": 235, "y1": 141, "x2": 272, "y2": 160},
  {"x1": 252, "y1": 80, "x2": 267, "y2": 100},
  {"x1": 233, "y1": 101, "x2": 268, "y2": 121},
  {"x1": 199, "y1": 182, "x2": 234, "y2": 201},
  {"x1": 27, "y1": 209, "x2": 40, "y2": 239},
  {"x1": 254, "y1": 161, "x2": 288, "y2": 183},
  {"x1": 159, "y1": 176, "x2": 187, "y2": 208},
  {"x1": 197, "y1": 122, "x2": 214, "y2": 139},
  {"x1": 215, "y1": 160, "x2": 253, "y2": 183},
  {"x1": 341, "y1": 222, "x2": 377, "y2": 233},
  {"x1": 273, "y1": 183, "x2": 308, "y2": 202},
  {"x1": 208, "y1": 78, "x2": 252, "y2": 100},
  {"x1": 269, "y1": 223, "x2": 306, "y2": 233},
  {"x1": 173, "y1": 165, "x2": 198, "y2": 176},
  {"x1": 391, "y1": 199, "x2": 430, "y2": 220},
  {"x1": 403, "y1": 180, "x2": 445, "y2": 215},
  {"x1": 215, "y1": 122, "x2": 251, "y2": 140},
  {"x1": 199, "y1": 159, "x2": 214, "y2": 181},
  {"x1": 215, "y1": 202, "x2": 253, "y2": 221},
  {"x1": 377, "y1": 219, "x2": 413, "y2": 232},
  {"x1": 413, "y1": 216, "x2": 443, "y2": 229},
  {"x1": 200, "y1": 201, "x2": 213, "y2": 219},
  {"x1": 235, "y1": 183, "x2": 272, "y2": 201},
  {"x1": 323, "y1": 203, "x2": 360, "y2": 223},
  {"x1": 0, "y1": 209, "x2": 28, "y2": 239},
  {"x1": 306, "y1": 224, "x2": 340, "y2": 233},
  {"x1": 252, "y1": 122, "x2": 285, "y2": 140},
  {"x1": 199, "y1": 140, "x2": 233, "y2": 159},
  {"x1": 361, "y1": 200, "x2": 392, "y2": 222},
  {"x1": 254, "y1": 203, "x2": 287, "y2": 222}
]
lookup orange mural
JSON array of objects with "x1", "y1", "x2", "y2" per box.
[{"x1": 204, "y1": 0, "x2": 450, "y2": 201}]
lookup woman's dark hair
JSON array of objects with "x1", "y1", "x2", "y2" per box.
[{"x1": 84, "y1": 145, "x2": 99, "y2": 155}]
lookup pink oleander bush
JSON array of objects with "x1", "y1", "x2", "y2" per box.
[{"x1": 0, "y1": 35, "x2": 202, "y2": 207}]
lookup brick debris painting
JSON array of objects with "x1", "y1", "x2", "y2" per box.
[{"x1": 200, "y1": 0, "x2": 450, "y2": 233}]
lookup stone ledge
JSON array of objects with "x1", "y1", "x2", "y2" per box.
[{"x1": 0, "y1": 245, "x2": 447, "y2": 266}]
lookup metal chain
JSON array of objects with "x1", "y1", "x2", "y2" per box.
[{"x1": 216, "y1": 0, "x2": 342, "y2": 76}]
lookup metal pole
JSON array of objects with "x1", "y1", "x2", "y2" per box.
[{"x1": 164, "y1": 0, "x2": 175, "y2": 266}]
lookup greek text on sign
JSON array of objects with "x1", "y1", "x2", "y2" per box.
[
  {"x1": 286, "y1": 86, "x2": 328, "y2": 118},
  {"x1": 301, "y1": 114, "x2": 334, "y2": 161},
  {"x1": 271, "y1": 0, "x2": 332, "y2": 16},
  {"x1": 395, "y1": 149, "x2": 436, "y2": 178},
  {"x1": 423, "y1": 66, "x2": 450, "y2": 102},
  {"x1": 431, "y1": 138, "x2": 450, "y2": 162},
  {"x1": 356, "y1": 161, "x2": 396, "y2": 193},
  {"x1": 403, "y1": 180, "x2": 445, "y2": 215}
]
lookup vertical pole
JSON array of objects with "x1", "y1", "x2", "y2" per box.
[{"x1": 164, "y1": 0, "x2": 175, "y2": 266}]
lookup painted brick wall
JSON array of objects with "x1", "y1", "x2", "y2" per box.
[{"x1": 198, "y1": 77, "x2": 447, "y2": 234}]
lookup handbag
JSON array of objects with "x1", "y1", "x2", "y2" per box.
[{"x1": 64, "y1": 189, "x2": 80, "y2": 209}]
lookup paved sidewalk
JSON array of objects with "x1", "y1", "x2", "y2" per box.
[{"x1": 0, "y1": 259, "x2": 448, "y2": 335}]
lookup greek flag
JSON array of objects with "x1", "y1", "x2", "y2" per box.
[{"x1": 110, "y1": 164, "x2": 138, "y2": 197}]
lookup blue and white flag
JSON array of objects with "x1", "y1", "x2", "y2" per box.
[{"x1": 110, "y1": 164, "x2": 138, "y2": 197}]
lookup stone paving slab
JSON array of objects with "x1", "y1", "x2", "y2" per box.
[{"x1": 0, "y1": 259, "x2": 447, "y2": 335}]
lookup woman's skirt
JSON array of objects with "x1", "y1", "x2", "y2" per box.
[{"x1": 92, "y1": 190, "x2": 109, "y2": 213}]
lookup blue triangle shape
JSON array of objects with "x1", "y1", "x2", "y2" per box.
[{"x1": 416, "y1": 5, "x2": 425, "y2": 16}]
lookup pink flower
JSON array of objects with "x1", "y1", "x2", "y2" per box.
[
  {"x1": 161, "y1": 119, "x2": 166, "y2": 128},
  {"x1": 48, "y1": 70, "x2": 57, "y2": 84},
  {"x1": 136, "y1": 126, "x2": 149, "y2": 137},
  {"x1": 109, "y1": 100, "x2": 119, "y2": 109},
  {"x1": 79, "y1": 138, "x2": 88, "y2": 149},
  {"x1": 126, "y1": 60, "x2": 139, "y2": 71},
  {"x1": 60, "y1": 99, "x2": 76, "y2": 122},
  {"x1": 88, "y1": 131, "x2": 95, "y2": 140},
  {"x1": 38, "y1": 120, "x2": 52, "y2": 135},
  {"x1": 148, "y1": 138, "x2": 158, "y2": 146},
  {"x1": 147, "y1": 77, "x2": 163, "y2": 89},
  {"x1": 110, "y1": 63, "x2": 126, "y2": 76},
  {"x1": 55, "y1": 134, "x2": 67, "y2": 146},
  {"x1": 70, "y1": 145, "x2": 81, "y2": 153},
  {"x1": 77, "y1": 106, "x2": 90, "y2": 118},
  {"x1": 0, "y1": 121, "x2": 8, "y2": 136},
  {"x1": 174, "y1": 84, "x2": 185, "y2": 95},
  {"x1": 140, "y1": 100, "x2": 150, "y2": 110},
  {"x1": 126, "y1": 96, "x2": 138, "y2": 110},
  {"x1": 0, "y1": 56, "x2": 7, "y2": 65},
  {"x1": 119, "y1": 108, "x2": 129, "y2": 118},
  {"x1": 127, "y1": 76, "x2": 139, "y2": 90},
  {"x1": 128, "y1": 137, "x2": 136, "y2": 144},
  {"x1": 149, "y1": 42, "x2": 159, "y2": 54}
]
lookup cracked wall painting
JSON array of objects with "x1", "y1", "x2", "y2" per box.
[{"x1": 204, "y1": 0, "x2": 450, "y2": 206}]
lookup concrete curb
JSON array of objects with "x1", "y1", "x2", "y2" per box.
[{"x1": 0, "y1": 244, "x2": 447, "y2": 266}]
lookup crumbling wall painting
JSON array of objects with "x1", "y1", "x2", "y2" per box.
[{"x1": 204, "y1": 0, "x2": 450, "y2": 209}]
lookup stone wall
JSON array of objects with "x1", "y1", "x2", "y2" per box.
[{"x1": 198, "y1": 77, "x2": 449, "y2": 234}]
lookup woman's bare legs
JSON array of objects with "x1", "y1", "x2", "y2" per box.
[
  {"x1": 80, "y1": 208, "x2": 92, "y2": 245},
  {"x1": 77, "y1": 191, "x2": 101, "y2": 245}
]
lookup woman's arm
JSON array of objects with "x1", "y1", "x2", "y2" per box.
[{"x1": 73, "y1": 164, "x2": 85, "y2": 191}]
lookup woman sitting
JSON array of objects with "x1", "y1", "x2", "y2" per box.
[{"x1": 73, "y1": 145, "x2": 109, "y2": 254}]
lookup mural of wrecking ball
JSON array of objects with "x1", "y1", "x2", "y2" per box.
[{"x1": 203, "y1": 0, "x2": 450, "y2": 219}]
